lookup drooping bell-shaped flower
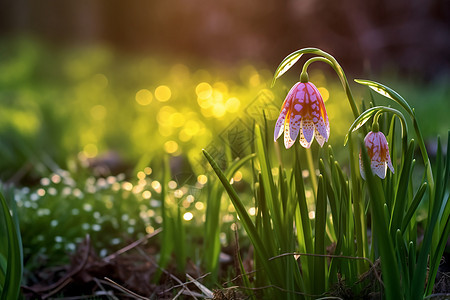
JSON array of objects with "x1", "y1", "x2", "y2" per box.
[
  {"x1": 359, "y1": 130, "x2": 394, "y2": 179},
  {"x1": 274, "y1": 81, "x2": 330, "y2": 149}
]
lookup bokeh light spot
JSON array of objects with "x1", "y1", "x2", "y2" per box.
[
  {"x1": 318, "y1": 87, "x2": 330, "y2": 102},
  {"x1": 197, "y1": 175, "x2": 207, "y2": 185},
  {"x1": 183, "y1": 212, "x2": 193, "y2": 221},
  {"x1": 142, "y1": 190, "x2": 152, "y2": 199},
  {"x1": 164, "y1": 141, "x2": 179, "y2": 154},
  {"x1": 195, "y1": 202, "x2": 205, "y2": 210},
  {"x1": 196, "y1": 82, "x2": 213, "y2": 100},
  {"x1": 248, "y1": 207, "x2": 256, "y2": 216},
  {"x1": 168, "y1": 180, "x2": 177, "y2": 189},
  {"x1": 136, "y1": 89, "x2": 153, "y2": 106},
  {"x1": 233, "y1": 171, "x2": 243, "y2": 182},
  {"x1": 137, "y1": 171, "x2": 146, "y2": 180},
  {"x1": 83, "y1": 144, "x2": 98, "y2": 158},
  {"x1": 169, "y1": 112, "x2": 185, "y2": 127},
  {"x1": 213, "y1": 103, "x2": 226, "y2": 118},
  {"x1": 144, "y1": 167, "x2": 152, "y2": 175},
  {"x1": 155, "y1": 85, "x2": 171, "y2": 102},
  {"x1": 37, "y1": 188, "x2": 45, "y2": 197}
]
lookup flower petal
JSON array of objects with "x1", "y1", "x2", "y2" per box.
[
  {"x1": 289, "y1": 113, "x2": 301, "y2": 144},
  {"x1": 284, "y1": 114, "x2": 296, "y2": 149},
  {"x1": 299, "y1": 120, "x2": 314, "y2": 148},
  {"x1": 371, "y1": 159, "x2": 387, "y2": 179},
  {"x1": 274, "y1": 106, "x2": 288, "y2": 141},
  {"x1": 387, "y1": 155, "x2": 395, "y2": 174},
  {"x1": 274, "y1": 83, "x2": 298, "y2": 142},
  {"x1": 302, "y1": 118, "x2": 314, "y2": 143},
  {"x1": 314, "y1": 126, "x2": 326, "y2": 147}
]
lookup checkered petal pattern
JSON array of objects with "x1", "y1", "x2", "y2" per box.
[{"x1": 274, "y1": 82, "x2": 330, "y2": 149}]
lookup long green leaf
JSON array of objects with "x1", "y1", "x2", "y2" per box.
[
  {"x1": 271, "y1": 49, "x2": 316, "y2": 87},
  {"x1": 0, "y1": 192, "x2": 23, "y2": 300},
  {"x1": 360, "y1": 138, "x2": 402, "y2": 299},
  {"x1": 354, "y1": 79, "x2": 413, "y2": 116},
  {"x1": 390, "y1": 139, "x2": 415, "y2": 238},
  {"x1": 254, "y1": 125, "x2": 283, "y2": 241},
  {"x1": 396, "y1": 230, "x2": 410, "y2": 298},
  {"x1": 425, "y1": 133, "x2": 450, "y2": 295},
  {"x1": 401, "y1": 182, "x2": 427, "y2": 234},
  {"x1": 203, "y1": 153, "x2": 256, "y2": 277},
  {"x1": 313, "y1": 175, "x2": 327, "y2": 295},
  {"x1": 203, "y1": 149, "x2": 283, "y2": 287}
]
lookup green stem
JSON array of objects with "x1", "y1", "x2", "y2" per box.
[
  {"x1": 314, "y1": 51, "x2": 360, "y2": 119},
  {"x1": 305, "y1": 147, "x2": 318, "y2": 199},
  {"x1": 300, "y1": 54, "x2": 360, "y2": 119},
  {"x1": 301, "y1": 57, "x2": 334, "y2": 77}
]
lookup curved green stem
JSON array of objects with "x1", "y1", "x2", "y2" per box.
[
  {"x1": 272, "y1": 48, "x2": 360, "y2": 119},
  {"x1": 301, "y1": 55, "x2": 360, "y2": 119},
  {"x1": 312, "y1": 51, "x2": 360, "y2": 119},
  {"x1": 301, "y1": 57, "x2": 334, "y2": 77},
  {"x1": 346, "y1": 106, "x2": 408, "y2": 148}
]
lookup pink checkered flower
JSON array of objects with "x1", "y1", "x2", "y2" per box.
[
  {"x1": 359, "y1": 131, "x2": 395, "y2": 179},
  {"x1": 274, "y1": 82, "x2": 330, "y2": 149}
]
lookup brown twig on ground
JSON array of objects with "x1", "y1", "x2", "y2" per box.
[
  {"x1": 103, "y1": 277, "x2": 150, "y2": 300},
  {"x1": 104, "y1": 228, "x2": 162, "y2": 262}
]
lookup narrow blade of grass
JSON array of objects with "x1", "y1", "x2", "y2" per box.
[{"x1": 0, "y1": 191, "x2": 23, "y2": 300}]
